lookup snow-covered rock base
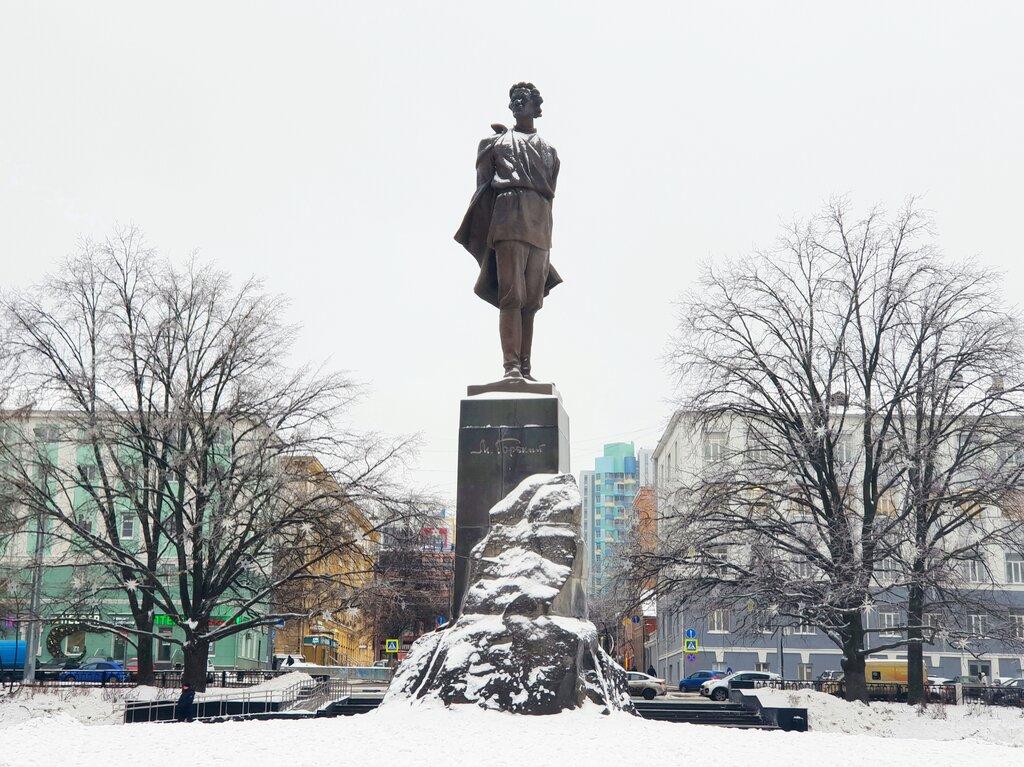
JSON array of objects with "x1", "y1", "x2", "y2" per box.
[{"x1": 383, "y1": 474, "x2": 631, "y2": 714}]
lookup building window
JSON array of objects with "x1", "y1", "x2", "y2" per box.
[
  {"x1": 753, "y1": 615, "x2": 773, "y2": 634},
  {"x1": 1010, "y1": 613, "x2": 1024, "y2": 640},
  {"x1": 755, "y1": 663, "x2": 771, "y2": 673},
  {"x1": 798, "y1": 663, "x2": 814, "y2": 681},
  {"x1": 793, "y1": 620, "x2": 816, "y2": 635},
  {"x1": 964, "y1": 556, "x2": 987, "y2": 584},
  {"x1": 968, "y1": 613, "x2": 988, "y2": 636},
  {"x1": 707, "y1": 547, "x2": 729, "y2": 577},
  {"x1": 876, "y1": 556, "x2": 899, "y2": 581},
  {"x1": 33, "y1": 426, "x2": 60, "y2": 443},
  {"x1": 120, "y1": 514, "x2": 135, "y2": 538},
  {"x1": 1005, "y1": 552, "x2": 1024, "y2": 584},
  {"x1": 923, "y1": 613, "x2": 942, "y2": 632},
  {"x1": 703, "y1": 433, "x2": 727, "y2": 462},
  {"x1": 708, "y1": 609, "x2": 730, "y2": 633},
  {"x1": 879, "y1": 611, "x2": 900, "y2": 637},
  {"x1": 76, "y1": 513, "x2": 93, "y2": 535},
  {"x1": 792, "y1": 559, "x2": 814, "y2": 579},
  {"x1": 77, "y1": 464, "x2": 98, "y2": 485}
]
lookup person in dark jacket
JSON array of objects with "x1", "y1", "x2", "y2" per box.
[
  {"x1": 175, "y1": 683, "x2": 196, "y2": 722},
  {"x1": 647, "y1": 665, "x2": 657, "y2": 677}
]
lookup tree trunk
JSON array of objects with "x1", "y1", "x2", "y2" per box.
[
  {"x1": 840, "y1": 611, "x2": 868, "y2": 703},
  {"x1": 906, "y1": 581, "x2": 925, "y2": 706},
  {"x1": 183, "y1": 638, "x2": 211, "y2": 692},
  {"x1": 135, "y1": 624, "x2": 156, "y2": 686},
  {"x1": 132, "y1": 594, "x2": 156, "y2": 687},
  {"x1": 182, "y1": 617, "x2": 211, "y2": 692}
]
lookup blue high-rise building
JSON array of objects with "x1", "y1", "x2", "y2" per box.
[{"x1": 580, "y1": 442, "x2": 640, "y2": 597}]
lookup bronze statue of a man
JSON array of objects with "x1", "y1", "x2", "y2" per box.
[{"x1": 455, "y1": 82, "x2": 562, "y2": 381}]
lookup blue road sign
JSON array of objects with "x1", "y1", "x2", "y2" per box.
[
  {"x1": 685, "y1": 628, "x2": 697, "y2": 639},
  {"x1": 631, "y1": 615, "x2": 641, "y2": 625},
  {"x1": 687, "y1": 653, "x2": 697, "y2": 663}
]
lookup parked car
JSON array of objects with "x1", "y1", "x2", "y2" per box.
[
  {"x1": 58, "y1": 661, "x2": 128, "y2": 683},
  {"x1": 701, "y1": 671, "x2": 781, "y2": 702},
  {"x1": 679, "y1": 670, "x2": 724, "y2": 692},
  {"x1": 817, "y1": 670, "x2": 843, "y2": 681},
  {"x1": 625, "y1": 671, "x2": 667, "y2": 700}
]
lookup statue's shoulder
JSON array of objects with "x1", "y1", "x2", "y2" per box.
[{"x1": 476, "y1": 124, "x2": 507, "y2": 153}]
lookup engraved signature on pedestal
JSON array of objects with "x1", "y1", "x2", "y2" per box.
[{"x1": 469, "y1": 437, "x2": 546, "y2": 456}]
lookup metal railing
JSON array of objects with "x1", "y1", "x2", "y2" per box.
[
  {"x1": 123, "y1": 675, "x2": 321, "y2": 723},
  {"x1": 285, "y1": 678, "x2": 352, "y2": 712}
]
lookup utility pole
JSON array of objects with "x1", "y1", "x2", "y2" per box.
[
  {"x1": 777, "y1": 625, "x2": 785, "y2": 679},
  {"x1": 23, "y1": 507, "x2": 44, "y2": 683}
]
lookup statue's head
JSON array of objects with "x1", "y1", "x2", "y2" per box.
[{"x1": 509, "y1": 82, "x2": 543, "y2": 119}]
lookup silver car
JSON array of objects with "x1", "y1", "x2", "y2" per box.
[{"x1": 626, "y1": 671, "x2": 667, "y2": 700}]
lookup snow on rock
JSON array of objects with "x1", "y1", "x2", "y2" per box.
[{"x1": 384, "y1": 474, "x2": 631, "y2": 714}]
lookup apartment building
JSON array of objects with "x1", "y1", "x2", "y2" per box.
[{"x1": 650, "y1": 410, "x2": 1024, "y2": 684}]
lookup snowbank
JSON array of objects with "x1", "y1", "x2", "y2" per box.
[
  {"x1": 3, "y1": 682, "x2": 1023, "y2": 767},
  {"x1": 0, "y1": 686, "x2": 146, "y2": 728},
  {"x1": 0, "y1": 674, "x2": 315, "y2": 729},
  {"x1": 1, "y1": 698, "x2": 1021, "y2": 767},
  {"x1": 754, "y1": 687, "x2": 1024, "y2": 747}
]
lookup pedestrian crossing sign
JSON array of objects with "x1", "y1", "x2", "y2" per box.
[
  {"x1": 385, "y1": 638, "x2": 400, "y2": 653},
  {"x1": 684, "y1": 638, "x2": 699, "y2": 653}
]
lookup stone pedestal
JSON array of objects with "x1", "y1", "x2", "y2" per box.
[{"x1": 452, "y1": 387, "x2": 569, "y2": 620}]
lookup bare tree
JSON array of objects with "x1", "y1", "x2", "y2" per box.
[
  {"x1": 0, "y1": 228, "x2": 422, "y2": 689},
  {"x1": 884, "y1": 262, "x2": 1024, "y2": 702},
  {"x1": 634, "y1": 200, "x2": 1024, "y2": 702},
  {"x1": 360, "y1": 522, "x2": 453, "y2": 659}
]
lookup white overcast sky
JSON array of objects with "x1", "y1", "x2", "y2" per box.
[{"x1": 2, "y1": 2, "x2": 1023, "y2": 504}]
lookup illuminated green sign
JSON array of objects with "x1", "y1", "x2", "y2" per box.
[{"x1": 154, "y1": 614, "x2": 252, "y2": 627}]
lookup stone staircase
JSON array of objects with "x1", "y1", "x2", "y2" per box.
[{"x1": 322, "y1": 693, "x2": 385, "y2": 716}]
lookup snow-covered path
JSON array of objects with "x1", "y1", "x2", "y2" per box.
[{"x1": 4, "y1": 699, "x2": 1023, "y2": 767}]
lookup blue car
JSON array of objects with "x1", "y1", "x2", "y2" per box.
[
  {"x1": 58, "y1": 661, "x2": 128, "y2": 683},
  {"x1": 679, "y1": 670, "x2": 725, "y2": 692}
]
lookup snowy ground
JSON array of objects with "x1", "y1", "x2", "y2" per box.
[{"x1": 1, "y1": 686, "x2": 1022, "y2": 767}]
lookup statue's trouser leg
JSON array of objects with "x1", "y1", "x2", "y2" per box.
[
  {"x1": 496, "y1": 241, "x2": 528, "y2": 375},
  {"x1": 519, "y1": 246, "x2": 551, "y2": 378}
]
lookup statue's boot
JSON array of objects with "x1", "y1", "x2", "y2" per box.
[
  {"x1": 520, "y1": 310, "x2": 537, "y2": 381},
  {"x1": 500, "y1": 307, "x2": 522, "y2": 378}
]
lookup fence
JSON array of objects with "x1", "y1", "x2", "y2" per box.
[
  {"x1": 10, "y1": 668, "x2": 291, "y2": 690},
  {"x1": 750, "y1": 678, "x2": 1024, "y2": 706}
]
